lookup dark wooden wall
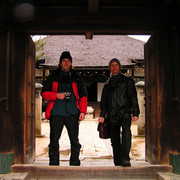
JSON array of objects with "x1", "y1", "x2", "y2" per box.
[
  {"x1": 0, "y1": 26, "x2": 17, "y2": 160},
  {"x1": 1, "y1": 22, "x2": 180, "y2": 164},
  {"x1": 0, "y1": 26, "x2": 35, "y2": 164},
  {"x1": 145, "y1": 26, "x2": 180, "y2": 164},
  {"x1": 168, "y1": 26, "x2": 180, "y2": 154}
]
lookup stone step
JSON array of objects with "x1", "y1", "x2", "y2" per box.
[
  {"x1": 11, "y1": 164, "x2": 172, "y2": 179},
  {"x1": 0, "y1": 172, "x2": 29, "y2": 180},
  {"x1": 157, "y1": 172, "x2": 180, "y2": 180}
]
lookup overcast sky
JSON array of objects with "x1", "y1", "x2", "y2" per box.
[
  {"x1": 32, "y1": 35, "x2": 151, "y2": 42},
  {"x1": 128, "y1": 35, "x2": 150, "y2": 42}
]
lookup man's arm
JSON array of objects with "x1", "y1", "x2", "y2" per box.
[
  {"x1": 100, "y1": 83, "x2": 109, "y2": 118},
  {"x1": 98, "y1": 83, "x2": 109, "y2": 123},
  {"x1": 127, "y1": 79, "x2": 140, "y2": 117},
  {"x1": 76, "y1": 73, "x2": 88, "y2": 120},
  {"x1": 79, "y1": 112, "x2": 85, "y2": 121},
  {"x1": 41, "y1": 76, "x2": 58, "y2": 101}
]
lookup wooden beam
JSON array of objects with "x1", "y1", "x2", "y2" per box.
[
  {"x1": 161, "y1": 0, "x2": 174, "y2": 7},
  {"x1": 0, "y1": 6, "x2": 173, "y2": 25},
  {"x1": 1, "y1": 5, "x2": 176, "y2": 34},
  {"x1": 88, "y1": 0, "x2": 99, "y2": 14},
  {"x1": 86, "y1": 32, "x2": 93, "y2": 39},
  {"x1": 13, "y1": 22, "x2": 165, "y2": 34}
]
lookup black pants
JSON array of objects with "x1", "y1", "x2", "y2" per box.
[
  {"x1": 109, "y1": 114, "x2": 132, "y2": 165},
  {"x1": 49, "y1": 115, "x2": 81, "y2": 165}
]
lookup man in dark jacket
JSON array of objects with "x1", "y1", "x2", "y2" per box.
[
  {"x1": 41, "y1": 51, "x2": 88, "y2": 166},
  {"x1": 98, "y1": 58, "x2": 140, "y2": 167}
]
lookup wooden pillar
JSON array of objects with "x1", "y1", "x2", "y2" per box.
[
  {"x1": 0, "y1": 24, "x2": 16, "y2": 172},
  {"x1": 168, "y1": 25, "x2": 180, "y2": 174},
  {"x1": 0, "y1": 26, "x2": 35, "y2": 165},
  {"x1": 35, "y1": 83, "x2": 43, "y2": 137},
  {"x1": 135, "y1": 81, "x2": 145, "y2": 136},
  {"x1": 145, "y1": 26, "x2": 180, "y2": 164}
]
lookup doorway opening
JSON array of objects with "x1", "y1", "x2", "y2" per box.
[
  {"x1": 33, "y1": 34, "x2": 150, "y2": 166},
  {"x1": 86, "y1": 82, "x2": 97, "y2": 102}
]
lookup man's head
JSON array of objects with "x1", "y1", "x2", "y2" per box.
[
  {"x1": 109, "y1": 58, "x2": 121, "y2": 76},
  {"x1": 59, "y1": 51, "x2": 72, "y2": 71}
]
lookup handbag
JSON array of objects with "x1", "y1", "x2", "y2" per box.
[{"x1": 97, "y1": 121, "x2": 110, "y2": 139}]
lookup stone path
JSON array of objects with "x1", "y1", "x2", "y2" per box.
[{"x1": 35, "y1": 118, "x2": 147, "y2": 166}]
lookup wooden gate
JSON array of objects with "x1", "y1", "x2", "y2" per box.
[
  {"x1": 14, "y1": 33, "x2": 35, "y2": 163},
  {"x1": 0, "y1": 29, "x2": 35, "y2": 164},
  {"x1": 144, "y1": 35, "x2": 160, "y2": 163},
  {"x1": 25, "y1": 35, "x2": 36, "y2": 163},
  {"x1": 144, "y1": 31, "x2": 179, "y2": 164}
]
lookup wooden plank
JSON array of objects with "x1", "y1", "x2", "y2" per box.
[
  {"x1": 4, "y1": 25, "x2": 10, "y2": 111},
  {"x1": 170, "y1": 27, "x2": 180, "y2": 153},
  {"x1": 145, "y1": 30, "x2": 180, "y2": 164},
  {"x1": 145, "y1": 35, "x2": 159, "y2": 163},
  {"x1": 0, "y1": 25, "x2": 16, "y2": 156},
  {"x1": 25, "y1": 36, "x2": 35, "y2": 163},
  {"x1": 86, "y1": 32, "x2": 93, "y2": 39},
  {"x1": 12, "y1": 33, "x2": 35, "y2": 164},
  {"x1": 11, "y1": 9, "x2": 171, "y2": 25},
  {"x1": 14, "y1": 32, "x2": 26, "y2": 164},
  {"x1": 156, "y1": 32, "x2": 172, "y2": 164},
  {"x1": 0, "y1": 6, "x2": 174, "y2": 29},
  {"x1": 0, "y1": 28, "x2": 7, "y2": 106},
  {"x1": 14, "y1": 23, "x2": 164, "y2": 34},
  {"x1": 88, "y1": 0, "x2": 99, "y2": 13}
]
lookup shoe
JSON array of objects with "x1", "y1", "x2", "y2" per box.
[
  {"x1": 70, "y1": 160, "x2": 80, "y2": 166},
  {"x1": 122, "y1": 160, "x2": 131, "y2": 167},
  {"x1": 115, "y1": 163, "x2": 122, "y2": 166},
  {"x1": 114, "y1": 162, "x2": 122, "y2": 166}
]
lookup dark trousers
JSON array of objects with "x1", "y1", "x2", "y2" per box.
[
  {"x1": 49, "y1": 115, "x2": 81, "y2": 165},
  {"x1": 109, "y1": 115, "x2": 132, "y2": 165}
]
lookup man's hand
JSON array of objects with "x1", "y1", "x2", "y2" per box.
[
  {"x1": 56, "y1": 93, "x2": 65, "y2": 100},
  {"x1": 132, "y1": 116, "x2": 139, "y2": 122},
  {"x1": 79, "y1": 113, "x2": 85, "y2": 121},
  {"x1": 98, "y1": 117, "x2": 105, "y2": 123}
]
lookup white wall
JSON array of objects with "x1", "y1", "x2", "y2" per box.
[{"x1": 97, "y1": 83, "x2": 105, "y2": 102}]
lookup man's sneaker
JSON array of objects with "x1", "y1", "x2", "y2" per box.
[{"x1": 122, "y1": 160, "x2": 131, "y2": 167}]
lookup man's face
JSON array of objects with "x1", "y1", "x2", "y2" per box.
[
  {"x1": 61, "y1": 58, "x2": 72, "y2": 71},
  {"x1": 110, "y1": 62, "x2": 120, "y2": 75}
]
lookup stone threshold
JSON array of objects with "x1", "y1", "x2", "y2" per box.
[{"x1": 11, "y1": 164, "x2": 172, "y2": 179}]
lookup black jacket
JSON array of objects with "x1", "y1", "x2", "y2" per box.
[{"x1": 100, "y1": 73, "x2": 140, "y2": 122}]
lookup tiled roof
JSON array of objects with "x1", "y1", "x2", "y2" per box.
[{"x1": 38, "y1": 35, "x2": 145, "y2": 67}]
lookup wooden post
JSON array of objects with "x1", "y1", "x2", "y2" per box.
[{"x1": 35, "y1": 83, "x2": 43, "y2": 137}]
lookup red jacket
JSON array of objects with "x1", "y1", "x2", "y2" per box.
[{"x1": 41, "y1": 69, "x2": 87, "y2": 120}]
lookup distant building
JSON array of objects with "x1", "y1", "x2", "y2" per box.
[{"x1": 36, "y1": 35, "x2": 145, "y2": 116}]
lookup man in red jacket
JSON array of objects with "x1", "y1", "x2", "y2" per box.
[{"x1": 41, "y1": 51, "x2": 88, "y2": 166}]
